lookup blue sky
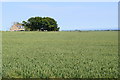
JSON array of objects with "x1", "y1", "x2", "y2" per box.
[{"x1": 1, "y1": 2, "x2": 118, "y2": 31}]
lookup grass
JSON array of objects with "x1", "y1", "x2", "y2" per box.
[
  {"x1": 0, "y1": 32, "x2": 2, "y2": 79},
  {"x1": 2, "y1": 31, "x2": 118, "y2": 78}
]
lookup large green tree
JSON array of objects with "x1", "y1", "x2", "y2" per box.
[{"x1": 22, "y1": 17, "x2": 60, "y2": 31}]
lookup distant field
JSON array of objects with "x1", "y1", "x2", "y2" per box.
[{"x1": 2, "y1": 31, "x2": 118, "y2": 78}]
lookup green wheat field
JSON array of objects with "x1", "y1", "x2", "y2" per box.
[{"x1": 2, "y1": 31, "x2": 118, "y2": 78}]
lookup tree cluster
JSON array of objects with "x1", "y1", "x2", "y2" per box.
[{"x1": 22, "y1": 17, "x2": 60, "y2": 31}]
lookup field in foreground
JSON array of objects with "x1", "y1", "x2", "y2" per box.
[{"x1": 2, "y1": 31, "x2": 118, "y2": 78}]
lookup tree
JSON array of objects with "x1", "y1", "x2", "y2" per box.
[{"x1": 22, "y1": 17, "x2": 60, "y2": 31}]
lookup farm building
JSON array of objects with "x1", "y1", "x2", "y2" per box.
[{"x1": 10, "y1": 23, "x2": 25, "y2": 31}]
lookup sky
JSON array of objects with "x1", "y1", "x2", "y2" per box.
[
  {"x1": 1, "y1": 0, "x2": 119, "y2": 2},
  {"x1": 1, "y1": 2, "x2": 118, "y2": 31}
]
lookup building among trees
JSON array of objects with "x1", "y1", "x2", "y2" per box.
[
  {"x1": 10, "y1": 22, "x2": 25, "y2": 31},
  {"x1": 10, "y1": 17, "x2": 60, "y2": 31}
]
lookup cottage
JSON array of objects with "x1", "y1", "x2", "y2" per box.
[{"x1": 10, "y1": 23, "x2": 25, "y2": 31}]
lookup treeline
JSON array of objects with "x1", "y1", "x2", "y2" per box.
[
  {"x1": 62, "y1": 29, "x2": 119, "y2": 32},
  {"x1": 22, "y1": 17, "x2": 60, "y2": 31}
]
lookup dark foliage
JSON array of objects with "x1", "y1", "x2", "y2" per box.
[{"x1": 22, "y1": 17, "x2": 60, "y2": 31}]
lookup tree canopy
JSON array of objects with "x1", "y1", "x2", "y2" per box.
[{"x1": 22, "y1": 17, "x2": 60, "y2": 31}]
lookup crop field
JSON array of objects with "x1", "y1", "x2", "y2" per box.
[{"x1": 2, "y1": 31, "x2": 118, "y2": 78}]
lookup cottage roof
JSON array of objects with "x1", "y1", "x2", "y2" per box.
[{"x1": 10, "y1": 23, "x2": 25, "y2": 31}]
